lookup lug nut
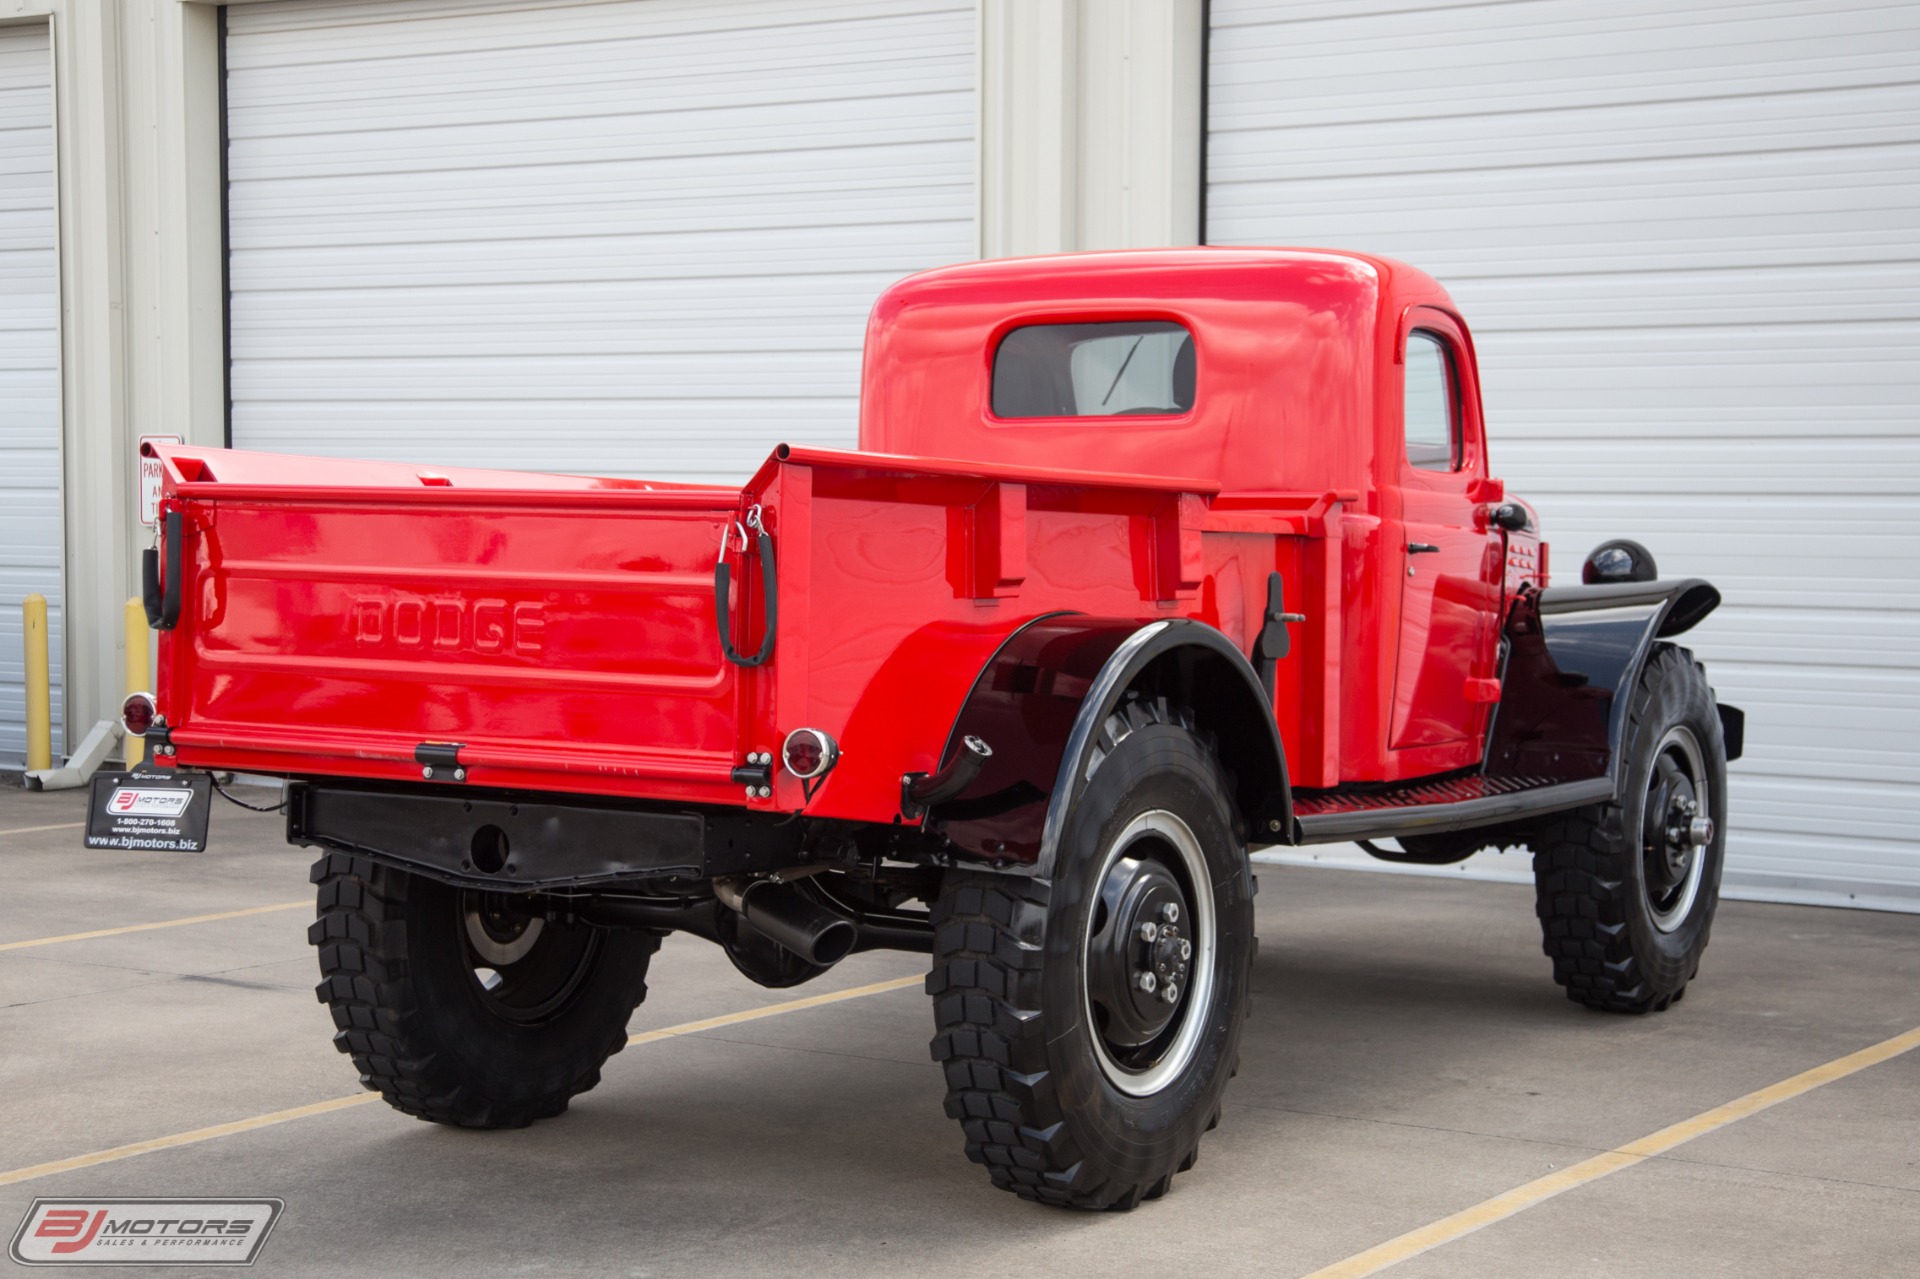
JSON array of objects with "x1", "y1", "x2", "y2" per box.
[
  {"x1": 1160, "y1": 982, "x2": 1179, "y2": 1004},
  {"x1": 1134, "y1": 971, "x2": 1157, "y2": 994},
  {"x1": 1159, "y1": 902, "x2": 1179, "y2": 924},
  {"x1": 1179, "y1": 939, "x2": 1191, "y2": 961},
  {"x1": 1138, "y1": 921, "x2": 1159, "y2": 943}
]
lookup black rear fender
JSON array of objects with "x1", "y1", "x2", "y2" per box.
[{"x1": 921, "y1": 617, "x2": 1290, "y2": 876}]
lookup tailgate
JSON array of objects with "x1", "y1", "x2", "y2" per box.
[{"x1": 151, "y1": 446, "x2": 759, "y2": 803}]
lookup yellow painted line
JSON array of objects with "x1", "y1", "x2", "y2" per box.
[
  {"x1": 0, "y1": 1095, "x2": 376, "y2": 1188},
  {"x1": 1304, "y1": 1023, "x2": 1920, "y2": 1279},
  {"x1": 0, "y1": 821, "x2": 87, "y2": 837},
  {"x1": 0, "y1": 902, "x2": 310, "y2": 952},
  {"x1": 627, "y1": 973, "x2": 923, "y2": 1044},
  {"x1": 0, "y1": 970, "x2": 924, "y2": 1187}
]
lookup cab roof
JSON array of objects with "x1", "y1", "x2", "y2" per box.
[{"x1": 858, "y1": 247, "x2": 1457, "y2": 494}]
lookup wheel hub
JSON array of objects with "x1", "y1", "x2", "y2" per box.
[
  {"x1": 465, "y1": 897, "x2": 545, "y2": 965},
  {"x1": 1091, "y1": 858, "x2": 1193, "y2": 1047}
]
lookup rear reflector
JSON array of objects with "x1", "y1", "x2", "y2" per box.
[{"x1": 782, "y1": 727, "x2": 838, "y2": 780}]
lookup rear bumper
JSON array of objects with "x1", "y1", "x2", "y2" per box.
[{"x1": 287, "y1": 780, "x2": 803, "y2": 891}]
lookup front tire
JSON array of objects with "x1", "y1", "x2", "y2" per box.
[
  {"x1": 928, "y1": 698, "x2": 1254, "y2": 1209},
  {"x1": 310, "y1": 853, "x2": 659, "y2": 1127},
  {"x1": 1531, "y1": 646, "x2": 1728, "y2": 1013}
]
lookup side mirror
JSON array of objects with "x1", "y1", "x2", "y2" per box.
[
  {"x1": 1488, "y1": 502, "x2": 1530, "y2": 533},
  {"x1": 1583, "y1": 539, "x2": 1658, "y2": 584}
]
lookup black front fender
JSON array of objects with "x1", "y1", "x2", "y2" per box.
[{"x1": 1490, "y1": 578, "x2": 1728, "y2": 788}]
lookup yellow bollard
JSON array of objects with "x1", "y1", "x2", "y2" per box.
[
  {"x1": 124, "y1": 597, "x2": 149, "y2": 767},
  {"x1": 23, "y1": 593, "x2": 51, "y2": 772}
]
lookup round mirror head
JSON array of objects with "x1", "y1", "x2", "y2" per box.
[{"x1": 1583, "y1": 538, "x2": 1658, "y2": 585}]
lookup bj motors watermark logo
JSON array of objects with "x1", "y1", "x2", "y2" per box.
[
  {"x1": 9, "y1": 1199, "x2": 281, "y2": 1267},
  {"x1": 106, "y1": 788, "x2": 193, "y2": 817}
]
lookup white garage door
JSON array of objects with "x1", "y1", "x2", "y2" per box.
[
  {"x1": 0, "y1": 22, "x2": 62, "y2": 768},
  {"x1": 224, "y1": 0, "x2": 975, "y2": 481},
  {"x1": 1209, "y1": 0, "x2": 1920, "y2": 910}
]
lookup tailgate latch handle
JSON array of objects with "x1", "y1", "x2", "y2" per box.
[
  {"x1": 715, "y1": 504, "x2": 776, "y2": 668},
  {"x1": 142, "y1": 509, "x2": 184, "y2": 630}
]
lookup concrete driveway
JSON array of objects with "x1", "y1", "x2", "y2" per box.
[{"x1": 3, "y1": 780, "x2": 1917, "y2": 1277}]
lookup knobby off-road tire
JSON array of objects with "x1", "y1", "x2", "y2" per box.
[
  {"x1": 1531, "y1": 645, "x2": 1728, "y2": 1013},
  {"x1": 928, "y1": 698, "x2": 1255, "y2": 1209},
  {"x1": 310, "y1": 853, "x2": 659, "y2": 1127}
]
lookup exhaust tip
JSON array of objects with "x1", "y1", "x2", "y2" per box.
[
  {"x1": 728, "y1": 879, "x2": 859, "y2": 968},
  {"x1": 810, "y1": 918, "x2": 858, "y2": 966}
]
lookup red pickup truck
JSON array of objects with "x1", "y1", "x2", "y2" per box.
[{"x1": 137, "y1": 248, "x2": 1741, "y2": 1210}]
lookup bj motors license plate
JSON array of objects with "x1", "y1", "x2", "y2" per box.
[{"x1": 85, "y1": 768, "x2": 212, "y2": 852}]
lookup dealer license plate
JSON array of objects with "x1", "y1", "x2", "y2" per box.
[{"x1": 85, "y1": 768, "x2": 213, "y2": 852}]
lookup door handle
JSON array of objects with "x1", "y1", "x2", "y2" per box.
[{"x1": 1407, "y1": 543, "x2": 1441, "y2": 554}]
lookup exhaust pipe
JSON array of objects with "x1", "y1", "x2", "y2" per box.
[
  {"x1": 714, "y1": 879, "x2": 857, "y2": 967},
  {"x1": 901, "y1": 734, "x2": 993, "y2": 817}
]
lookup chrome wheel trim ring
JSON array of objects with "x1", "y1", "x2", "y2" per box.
[
  {"x1": 1081, "y1": 809, "x2": 1218, "y2": 1097},
  {"x1": 1647, "y1": 724, "x2": 1710, "y2": 934}
]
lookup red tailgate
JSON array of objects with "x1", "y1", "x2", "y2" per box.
[{"x1": 151, "y1": 446, "x2": 755, "y2": 803}]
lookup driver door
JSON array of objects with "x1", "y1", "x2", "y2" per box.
[{"x1": 1390, "y1": 311, "x2": 1504, "y2": 763}]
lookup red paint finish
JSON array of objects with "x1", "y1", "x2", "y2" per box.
[{"x1": 152, "y1": 248, "x2": 1550, "y2": 820}]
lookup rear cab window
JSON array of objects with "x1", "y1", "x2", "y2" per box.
[{"x1": 991, "y1": 321, "x2": 1195, "y2": 418}]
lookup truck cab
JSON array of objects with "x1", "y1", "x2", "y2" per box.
[{"x1": 861, "y1": 248, "x2": 1537, "y2": 787}]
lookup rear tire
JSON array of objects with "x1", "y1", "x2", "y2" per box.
[
  {"x1": 927, "y1": 698, "x2": 1254, "y2": 1209},
  {"x1": 1530, "y1": 646, "x2": 1728, "y2": 1013},
  {"x1": 310, "y1": 853, "x2": 659, "y2": 1127}
]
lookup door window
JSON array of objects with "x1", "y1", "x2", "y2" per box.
[{"x1": 1404, "y1": 331, "x2": 1459, "y2": 472}]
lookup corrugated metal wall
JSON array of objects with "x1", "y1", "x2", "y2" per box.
[
  {"x1": 1209, "y1": 0, "x2": 1920, "y2": 910},
  {"x1": 0, "y1": 22, "x2": 63, "y2": 769},
  {"x1": 224, "y1": 0, "x2": 976, "y2": 482}
]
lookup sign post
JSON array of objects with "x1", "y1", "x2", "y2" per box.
[{"x1": 137, "y1": 434, "x2": 183, "y2": 528}]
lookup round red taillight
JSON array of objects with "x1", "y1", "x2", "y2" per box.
[
  {"x1": 781, "y1": 727, "x2": 838, "y2": 780},
  {"x1": 121, "y1": 692, "x2": 157, "y2": 737}
]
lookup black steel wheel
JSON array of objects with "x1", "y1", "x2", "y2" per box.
[
  {"x1": 1531, "y1": 645, "x2": 1729, "y2": 1013},
  {"x1": 311, "y1": 854, "x2": 659, "y2": 1127},
  {"x1": 1082, "y1": 810, "x2": 1214, "y2": 1093},
  {"x1": 459, "y1": 890, "x2": 602, "y2": 1022},
  {"x1": 929, "y1": 697, "x2": 1255, "y2": 1209},
  {"x1": 1639, "y1": 725, "x2": 1713, "y2": 932}
]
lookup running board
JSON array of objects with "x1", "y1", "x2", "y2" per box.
[{"x1": 1291, "y1": 775, "x2": 1614, "y2": 846}]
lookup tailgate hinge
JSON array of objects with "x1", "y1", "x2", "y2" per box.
[{"x1": 415, "y1": 742, "x2": 467, "y2": 781}]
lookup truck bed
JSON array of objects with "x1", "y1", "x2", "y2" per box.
[{"x1": 151, "y1": 443, "x2": 1230, "y2": 823}]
